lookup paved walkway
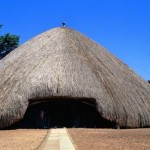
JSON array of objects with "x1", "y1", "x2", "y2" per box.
[{"x1": 40, "y1": 128, "x2": 75, "y2": 150}]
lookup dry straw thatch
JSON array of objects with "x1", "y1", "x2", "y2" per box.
[{"x1": 0, "y1": 27, "x2": 150, "y2": 128}]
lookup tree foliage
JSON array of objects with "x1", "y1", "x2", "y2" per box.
[
  {"x1": 0, "y1": 25, "x2": 19, "y2": 59},
  {"x1": 148, "y1": 80, "x2": 150, "y2": 84}
]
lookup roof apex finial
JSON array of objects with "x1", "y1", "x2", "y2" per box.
[{"x1": 62, "y1": 22, "x2": 66, "y2": 27}]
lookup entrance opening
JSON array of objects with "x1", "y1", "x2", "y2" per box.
[{"x1": 13, "y1": 98, "x2": 116, "y2": 128}]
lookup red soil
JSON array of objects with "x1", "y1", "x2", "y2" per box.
[
  {"x1": 0, "y1": 129, "x2": 48, "y2": 150},
  {"x1": 68, "y1": 128, "x2": 150, "y2": 150}
]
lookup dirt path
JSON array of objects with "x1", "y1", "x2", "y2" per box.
[
  {"x1": 68, "y1": 128, "x2": 150, "y2": 150},
  {"x1": 0, "y1": 129, "x2": 48, "y2": 150}
]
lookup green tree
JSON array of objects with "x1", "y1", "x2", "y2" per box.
[
  {"x1": 0, "y1": 25, "x2": 19, "y2": 59},
  {"x1": 148, "y1": 80, "x2": 150, "y2": 84}
]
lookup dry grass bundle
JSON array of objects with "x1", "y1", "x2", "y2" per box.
[{"x1": 0, "y1": 27, "x2": 150, "y2": 128}]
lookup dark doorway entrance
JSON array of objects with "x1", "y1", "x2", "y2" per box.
[{"x1": 15, "y1": 99, "x2": 116, "y2": 128}]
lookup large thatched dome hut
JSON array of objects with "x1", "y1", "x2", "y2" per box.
[{"x1": 0, "y1": 27, "x2": 150, "y2": 129}]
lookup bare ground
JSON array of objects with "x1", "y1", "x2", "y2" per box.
[
  {"x1": 68, "y1": 128, "x2": 150, "y2": 150},
  {"x1": 0, "y1": 128, "x2": 150, "y2": 150},
  {"x1": 0, "y1": 129, "x2": 48, "y2": 150}
]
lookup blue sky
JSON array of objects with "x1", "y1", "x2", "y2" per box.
[{"x1": 0, "y1": 0, "x2": 150, "y2": 80}]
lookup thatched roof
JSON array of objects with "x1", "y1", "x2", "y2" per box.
[{"x1": 0, "y1": 27, "x2": 150, "y2": 128}]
